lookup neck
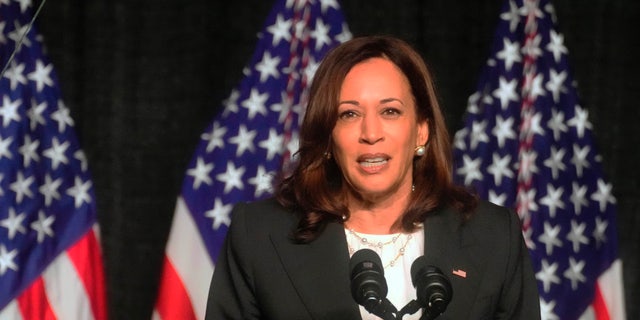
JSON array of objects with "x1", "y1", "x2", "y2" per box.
[{"x1": 345, "y1": 185, "x2": 412, "y2": 234}]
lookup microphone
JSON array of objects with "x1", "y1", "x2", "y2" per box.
[
  {"x1": 410, "y1": 256, "x2": 452, "y2": 320},
  {"x1": 349, "y1": 248, "x2": 397, "y2": 320}
]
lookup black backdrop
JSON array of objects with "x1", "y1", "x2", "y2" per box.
[{"x1": 35, "y1": 0, "x2": 639, "y2": 318}]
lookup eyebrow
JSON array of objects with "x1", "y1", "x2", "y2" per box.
[{"x1": 338, "y1": 98, "x2": 405, "y2": 106}]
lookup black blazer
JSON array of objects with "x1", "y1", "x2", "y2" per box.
[{"x1": 205, "y1": 198, "x2": 540, "y2": 320}]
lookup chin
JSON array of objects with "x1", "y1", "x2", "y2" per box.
[{"x1": 354, "y1": 186, "x2": 393, "y2": 198}]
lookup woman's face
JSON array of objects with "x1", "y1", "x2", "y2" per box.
[{"x1": 331, "y1": 57, "x2": 428, "y2": 201}]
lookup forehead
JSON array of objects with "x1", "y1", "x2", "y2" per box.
[
  {"x1": 339, "y1": 58, "x2": 412, "y2": 100},
  {"x1": 344, "y1": 57, "x2": 405, "y2": 80}
]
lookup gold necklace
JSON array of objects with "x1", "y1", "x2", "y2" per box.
[
  {"x1": 346, "y1": 228, "x2": 402, "y2": 249},
  {"x1": 346, "y1": 229, "x2": 413, "y2": 268}
]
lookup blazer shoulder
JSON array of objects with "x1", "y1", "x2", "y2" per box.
[
  {"x1": 468, "y1": 200, "x2": 519, "y2": 228},
  {"x1": 230, "y1": 197, "x2": 297, "y2": 235},
  {"x1": 233, "y1": 197, "x2": 292, "y2": 218},
  {"x1": 454, "y1": 200, "x2": 524, "y2": 249}
]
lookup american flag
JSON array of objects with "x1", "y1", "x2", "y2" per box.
[
  {"x1": 453, "y1": 0, "x2": 626, "y2": 319},
  {"x1": 152, "y1": 0, "x2": 351, "y2": 318},
  {"x1": 0, "y1": 1, "x2": 107, "y2": 320}
]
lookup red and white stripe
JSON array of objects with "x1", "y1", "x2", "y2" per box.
[
  {"x1": 580, "y1": 259, "x2": 626, "y2": 320},
  {"x1": 0, "y1": 225, "x2": 107, "y2": 320},
  {"x1": 153, "y1": 197, "x2": 214, "y2": 320}
]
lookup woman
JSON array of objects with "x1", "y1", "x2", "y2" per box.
[{"x1": 205, "y1": 35, "x2": 540, "y2": 319}]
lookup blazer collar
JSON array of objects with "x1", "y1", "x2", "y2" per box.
[
  {"x1": 270, "y1": 207, "x2": 483, "y2": 320},
  {"x1": 423, "y1": 207, "x2": 482, "y2": 319},
  {"x1": 270, "y1": 221, "x2": 362, "y2": 320}
]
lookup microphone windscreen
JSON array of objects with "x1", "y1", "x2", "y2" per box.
[
  {"x1": 410, "y1": 255, "x2": 452, "y2": 315},
  {"x1": 349, "y1": 248, "x2": 388, "y2": 308},
  {"x1": 349, "y1": 248, "x2": 383, "y2": 274},
  {"x1": 410, "y1": 255, "x2": 427, "y2": 286}
]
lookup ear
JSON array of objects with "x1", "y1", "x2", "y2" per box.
[{"x1": 417, "y1": 120, "x2": 429, "y2": 146}]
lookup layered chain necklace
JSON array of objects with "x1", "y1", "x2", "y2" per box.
[{"x1": 345, "y1": 228, "x2": 413, "y2": 268}]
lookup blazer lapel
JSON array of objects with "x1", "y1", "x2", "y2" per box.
[
  {"x1": 270, "y1": 222, "x2": 362, "y2": 320},
  {"x1": 269, "y1": 207, "x2": 484, "y2": 320},
  {"x1": 423, "y1": 207, "x2": 482, "y2": 320}
]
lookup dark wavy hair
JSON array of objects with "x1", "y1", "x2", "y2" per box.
[{"x1": 275, "y1": 35, "x2": 477, "y2": 243}]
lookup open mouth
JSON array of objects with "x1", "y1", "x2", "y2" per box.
[{"x1": 359, "y1": 157, "x2": 388, "y2": 167}]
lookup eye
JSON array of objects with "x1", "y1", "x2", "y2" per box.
[
  {"x1": 338, "y1": 109, "x2": 359, "y2": 120},
  {"x1": 381, "y1": 107, "x2": 402, "y2": 118}
]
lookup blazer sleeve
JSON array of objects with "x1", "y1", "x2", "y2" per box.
[
  {"x1": 496, "y1": 207, "x2": 541, "y2": 319},
  {"x1": 205, "y1": 203, "x2": 262, "y2": 320}
]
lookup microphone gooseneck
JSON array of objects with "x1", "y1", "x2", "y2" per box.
[
  {"x1": 349, "y1": 248, "x2": 397, "y2": 320},
  {"x1": 410, "y1": 256, "x2": 453, "y2": 320}
]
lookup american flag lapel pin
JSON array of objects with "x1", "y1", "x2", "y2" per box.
[{"x1": 452, "y1": 269, "x2": 467, "y2": 278}]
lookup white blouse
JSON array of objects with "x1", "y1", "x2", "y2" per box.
[{"x1": 345, "y1": 227, "x2": 425, "y2": 320}]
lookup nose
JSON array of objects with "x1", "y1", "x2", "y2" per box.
[{"x1": 359, "y1": 114, "x2": 384, "y2": 145}]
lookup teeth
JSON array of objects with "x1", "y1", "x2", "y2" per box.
[{"x1": 360, "y1": 158, "x2": 387, "y2": 167}]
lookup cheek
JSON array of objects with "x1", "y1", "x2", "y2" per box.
[
  {"x1": 393, "y1": 129, "x2": 419, "y2": 162},
  {"x1": 331, "y1": 126, "x2": 353, "y2": 150},
  {"x1": 391, "y1": 124, "x2": 418, "y2": 146},
  {"x1": 331, "y1": 133, "x2": 365, "y2": 178}
]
